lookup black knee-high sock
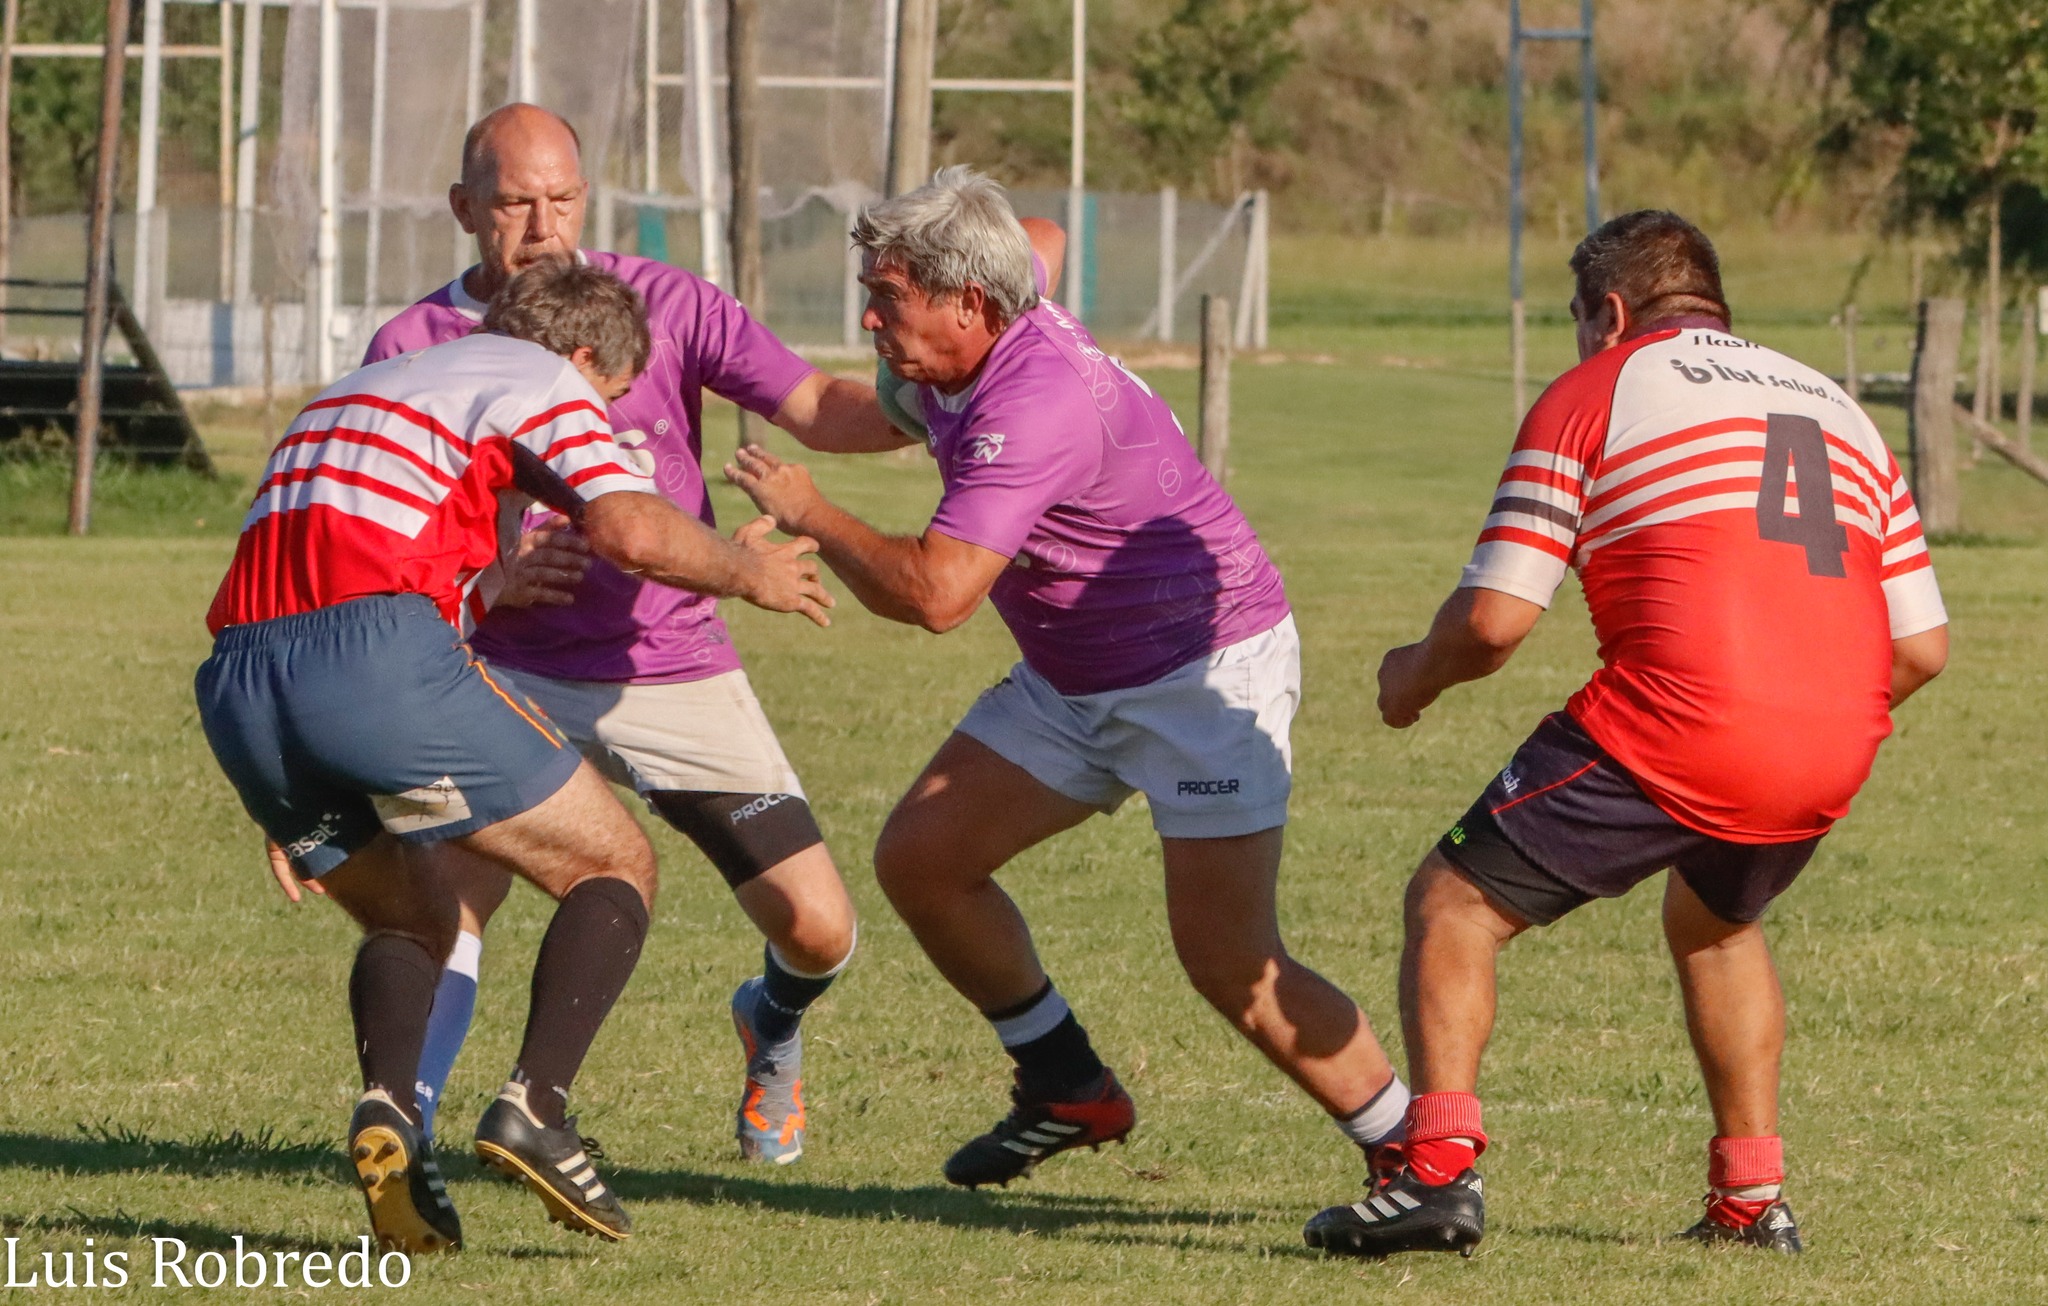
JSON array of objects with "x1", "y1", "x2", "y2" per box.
[
  {"x1": 348, "y1": 933, "x2": 442, "y2": 1120},
  {"x1": 753, "y1": 943, "x2": 842, "y2": 1046},
  {"x1": 513, "y1": 877, "x2": 650, "y2": 1129},
  {"x1": 985, "y1": 980, "x2": 1106, "y2": 1101}
]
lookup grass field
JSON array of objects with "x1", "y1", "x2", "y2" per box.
[{"x1": 4, "y1": 300, "x2": 2048, "y2": 1303}]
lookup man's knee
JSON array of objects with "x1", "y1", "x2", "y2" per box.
[
  {"x1": 1171, "y1": 921, "x2": 1285, "y2": 1024},
  {"x1": 873, "y1": 807, "x2": 945, "y2": 909},
  {"x1": 1405, "y1": 851, "x2": 1524, "y2": 944}
]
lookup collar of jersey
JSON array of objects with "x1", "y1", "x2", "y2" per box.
[{"x1": 447, "y1": 248, "x2": 593, "y2": 321}]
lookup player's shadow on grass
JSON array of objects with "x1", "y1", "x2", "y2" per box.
[
  {"x1": 0, "y1": 1123, "x2": 339, "y2": 1183},
  {"x1": 608, "y1": 1165, "x2": 1268, "y2": 1239}
]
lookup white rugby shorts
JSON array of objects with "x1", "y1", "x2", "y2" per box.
[
  {"x1": 488, "y1": 666, "x2": 806, "y2": 799},
  {"x1": 956, "y1": 615, "x2": 1298, "y2": 839}
]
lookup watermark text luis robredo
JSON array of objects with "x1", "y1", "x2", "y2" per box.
[{"x1": 4, "y1": 1236, "x2": 414, "y2": 1290}]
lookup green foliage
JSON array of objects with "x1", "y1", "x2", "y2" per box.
[
  {"x1": 1825, "y1": 0, "x2": 2048, "y2": 241},
  {"x1": 8, "y1": 0, "x2": 111, "y2": 214},
  {"x1": 1119, "y1": 0, "x2": 1305, "y2": 198}
]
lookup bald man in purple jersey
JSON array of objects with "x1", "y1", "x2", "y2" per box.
[
  {"x1": 354, "y1": 104, "x2": 902, "y2": 1165},
  {"x1": 728, "y1": 167, "x2": 1410, "y2": 1191}
]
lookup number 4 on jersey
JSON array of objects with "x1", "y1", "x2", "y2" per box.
[{"x1": 1755, "y1": 412, "x2": 1848, "y2": 578}]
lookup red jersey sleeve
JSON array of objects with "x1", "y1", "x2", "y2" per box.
[
  {"x1": 507, "y1": 370, "x2": 655, "y2": 502},
  {"x1": 1875, "y1": 447, "x2": 1947, "y2": 638},
  {"x1": 1458, "y1": 352, "x2": 1621, "y2": 606}
]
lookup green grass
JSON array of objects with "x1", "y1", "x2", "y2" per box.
[{"x1": 2, "y1": 337, "x2": 2047, "y2": 1302}]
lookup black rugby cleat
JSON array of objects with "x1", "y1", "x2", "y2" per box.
[
  {"x1": 942, "y1": 1070, "x2": 1135, "y2": 1188},
  {"x1": 1304, "y1": 1167, "x2": 1485, "y2": 1259},
  {"x1": 348, "y1": 1089, "x2": 463, "y2": 1254},
  {"x1": 474, "y1": 1080, "x2": 632, "y2": 1242},
  {"x1": 1675, "y1": 1195, "x2": 1803, "y2": 1253}
]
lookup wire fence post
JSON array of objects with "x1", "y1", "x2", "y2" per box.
[
  {"x1": 1199, "y1": 293, "x2": 1230, "y2": 482},
  {"x1": 73, "y1": 0, "x2": 134, "y2": 537},
  {"x1": 1156, "y1": 185, "x2": 1175, "y2": 342},
  {"x1": 2019, "y1": 285, "x2": 2039, "y2": 452},
  {"x1": 1910, "y1": 297, "x2": 1964, "y2": 536},
  {"x1": 1842, "y1": 302, "x2": 1859, "y2": 404},
  {"x1": 0, "y1": 0, "x2": 19, "y2": 350},
  {"x1": 726, "y1": 0, "x2": 762, "y2": 446}
]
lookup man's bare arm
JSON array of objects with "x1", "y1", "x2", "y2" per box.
[
  {"x1": 771, "y1": 371, "x2": 916, "y2": 454},
  {"x1": 1376, "y1": 586, "x2": 1547, "y2": 728},
  {"x1": 579, "y1": 490, "x2": 834, "y2": 626},
  {"x1": 1889, "y1": 624, "x2": 1948, "y2": 708},
  {"x1": 723, "y1": 445, "x2": 1007, "y2": 631}
]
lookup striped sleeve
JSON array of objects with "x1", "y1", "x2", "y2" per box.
[
  {"x1": 1875, "y1": 448, "x2": 1946, "y2": 638},
  {"x1": 509, "y1": 384, "x2": 655, "y2": 502},
  {"x1": 1458, "y1": 367, "x2": 1610, "y2": 607}
]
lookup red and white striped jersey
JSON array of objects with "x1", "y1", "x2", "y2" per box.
[
  {"x1": 1460, "y1": 324, "x2": 1946, "y2": 842},
  {"x1": 207, "y1": 333, "x2": 654, "y2": 636}
]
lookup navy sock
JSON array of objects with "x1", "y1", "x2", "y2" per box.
[
  {"x1": 413, "y1": 931, "x2": 482, "y2": 1139},
  {"x1": 985, "y1": 980, "x2": 1105, "y2": 1102},
  {"x1": 753, "y1": 943, "x2": 841, "y2": 1046}
]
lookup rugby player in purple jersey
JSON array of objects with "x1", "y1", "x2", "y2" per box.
[
  {"x1": 350, "y1": 103, "x2": 901, "y2": 1164},
  {"x1": 726, "y1": 166, "x2": 1411, "y2": 1188}
]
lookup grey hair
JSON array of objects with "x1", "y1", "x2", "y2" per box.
[{"x1": 851, "y1": 166, "x2": 1037, "y2": 324}]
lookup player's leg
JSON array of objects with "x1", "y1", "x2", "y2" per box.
[
  {"x1": 874, "y1": 730, "x2": 1133, "y2": 1186},
  {"x1": 411, "y1": 851, "x2": 512, "y2": 1139},
  {"x1": 1664, "y1": 839, "x2": 1816, "y2": 1252},
  {"x1": 1307, "y1": 713, "x2": 1667, "y2": 1258},
  {"x1": 194, "y1": 601, "x2": 484, "y2": 1253},
  {"x1": 527, "y1": 667, "x2": 859, "y2": 1165},
  {"x1": 647, "y1": 789, "x2": 856, "y2": 1164},
  {"x1": 431, "y1": 760, "x2": 655, "y2": 1241},
  {"x1": 1161, "y1": 828, "x2": 1406, "y2": 1145},
  {"x1": 1130, "y1": 618, "x2": 1408, "y2": 1162},
  {"x1": 311, "y1": 834, "x2": 470, "y2": 1256}
]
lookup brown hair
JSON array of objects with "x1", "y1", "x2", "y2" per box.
[
  {"x1": 1569, "y1": 210, "x2": 1730, "y2": 329},
  {"x1": 482, "y1": 260, "x2": 651, "y2": 379}
]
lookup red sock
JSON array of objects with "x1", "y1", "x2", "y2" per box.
[
  {"x1": 1705, "y1": 1135, "x2": 1784, "y2": 1227},
  {"x1": 1402, "y1": 1092, "x2": 1487, "y2": 1186}
]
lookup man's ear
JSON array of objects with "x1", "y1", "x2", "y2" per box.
[
  {"x1": 568, "y1": 345, "x2": 598, "y2": 371},
  {"x1": 956, "y1": 282, "x2": 989, "y2": 328},
  {"x1": 449, "y1": 183, "x2": 478, "y2": 236},
  {"x1": 1601, "y1": 291, "x2": 1630, "y2": 347}
]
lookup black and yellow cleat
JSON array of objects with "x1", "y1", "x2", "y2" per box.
[
  {"x1": 474, "y1": 1081, "x2": 631, "y2": 1242},
  {"x1": 348, "y1": 1089, "x2": 463, "y2": 1255}
]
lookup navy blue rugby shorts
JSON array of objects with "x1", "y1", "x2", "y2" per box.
[
  {"x1": 1435, "y1": 712, "x2": 1821, "y2": 927},
  {"x1": 195, "y1": 594, "x2": 579, "y2": 877}
]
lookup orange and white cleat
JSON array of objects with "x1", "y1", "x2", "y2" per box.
[{"x1": 731, "y1": 977, "x2": 807, "y2": 1164}]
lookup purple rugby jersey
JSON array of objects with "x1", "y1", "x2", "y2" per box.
[
  {"x1": 363, "y1": 252, "x2": 816, "y2": 682},
  {"x1": 918, "y1": 299, "x2": 1290, "y2": 696}
]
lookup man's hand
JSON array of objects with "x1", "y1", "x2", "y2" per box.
[
  {"x1": 724, "y1": 445, "x2": 825, "y2": 536},
  {"x1": 1376, "y1": 588, "x2": 1544, "y2": 729},
  {"x1": 496, "y1": 514, "x2": 591, "y2": 608},
  {"x1": 1377, "y1": 642, "x2": 1442, "y2": 728},
  {"x1": 267, "y1": 838, "x2": 325, "y2": 903},
  {"x1": 731, "y1": 514, "x2": 835, "y2": 627}
]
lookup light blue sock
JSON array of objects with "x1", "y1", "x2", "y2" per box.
[{"x1": 413, "y1": 931, "x2": 482, "y2": 1140}]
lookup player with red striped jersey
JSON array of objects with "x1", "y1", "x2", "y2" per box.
[
  {"x1": 195, "y1": 261, "x2": 831, "y2": 1253},
  {"x1": 1304, "y1": 211, "x2": 1948, "y2": 1260}
]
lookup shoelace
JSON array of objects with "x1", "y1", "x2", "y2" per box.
[{"x1": 561, "y1": 1115, "x2": 606, "y2": 1161}]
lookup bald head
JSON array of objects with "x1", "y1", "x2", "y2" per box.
[
  {"x1": 460, "y1": 103, "x2": 583, "y2": 193},
  {"x1": 450, "y1": 103, "x2": 590, "y2": 300}
]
